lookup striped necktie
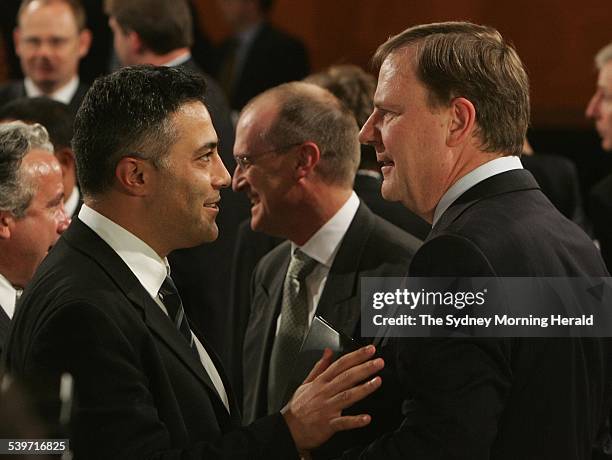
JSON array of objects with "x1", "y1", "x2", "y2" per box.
[{"x1": 158, "y1": 276, "x2": 198, "y2": 357}]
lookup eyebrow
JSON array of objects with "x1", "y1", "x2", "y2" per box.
[
  {"x1": 194, "y1": 142, "x2": 218, "y2": 155},
  {"x1": 47, "y1": 191, "x2": 64, "y2": 208}
]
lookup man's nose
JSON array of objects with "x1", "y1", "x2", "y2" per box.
[
  {"x1": 57, "y1": 205, "x2": 70, "y2": 234},
  {"x1": 232, "y1": 164, "x2": 246, "y2": 192},
  {"x1": 586, "y1": 92, "x2": 601, "y2": 119}
]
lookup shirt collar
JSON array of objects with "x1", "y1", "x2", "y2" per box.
[
  {"x1": 293, "y1": 192, "x2": 360, "y2": 268},
  {"x1": 433, "y1": 155, "x2": 523, "y2": 227},
  {"x1": 64, "y1": 186, "x2": 80, "y2": 217},
  {"x1": 24, "y1": 76, "x2": 80, "y2": 105},
  {"x1": 78, "y1": 205, "x2": 168, "y2": 298},
  {"x1": 0, "y1": 273, "x2": 17, "y2": 319},
  {"x1": 161, "y1": 51, "x2": 192, "y2": 68}
]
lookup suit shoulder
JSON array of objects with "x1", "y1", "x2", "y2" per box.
[
  {"x1": 368, "y1": 213, "x2": 422, "y2": 257},
  {"x1": 412, "y1": 233, "x2": 496, "y2": 276}
]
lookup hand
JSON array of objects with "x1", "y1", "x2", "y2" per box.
[{"x1": 281, "y1": 345, "x2": 384, "y2": 452}]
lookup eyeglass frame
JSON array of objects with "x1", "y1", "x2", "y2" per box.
[{"x1": 233, "y1": 142, "x2": 303, "y2": 170}]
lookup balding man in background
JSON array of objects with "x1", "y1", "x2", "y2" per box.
[
  {"x1": 233, "y1": 82, "x2": 420, "y2": 458},
  {"x1": 0, "y1": 0, "x2": 92, "y2": 114}
]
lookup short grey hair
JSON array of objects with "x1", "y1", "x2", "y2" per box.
[
  {"x1": 595, "y1": 42, "x2": 612, "y2": 70},
  {"x1": 0, "y1": 121, "x2": 54, "y2": 218},
  {"x1": 247, "y1": 82, "x2": 360, "y2": 188}
]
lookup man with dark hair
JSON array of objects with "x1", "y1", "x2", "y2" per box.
[
  {"x1": 354, "y1": 22, "x2": 609, "y2": 458},
  {"x1": 105, "y1": 0, "x2": 245, "y2": 361},
  {"x1": 0, "y1": 121, "x2": 68, "y2": 356},
  {"x1": 0, "y1": 97, "x2": 81, "y2": 217},
  {"x1": 3, "y1": 65, "x2": 383, "y2": 459},
  {"x1": 214, "y1": 0, "x2": 309, "y2": 111},
  {"x1": 0, "y1": 0, "x2": 92, "y2": 114},
  {"x1": 232, "y1": 82, "x2": 420, "y2": 457}
]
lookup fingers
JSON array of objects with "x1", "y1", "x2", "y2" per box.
[
  {"x1": 303, "y1": 348, "x2": 334, "y2": 384},
  {"x1": 318, "y1": 345, "x2": 376, "y2": 383},
  {"x1": 323, "y1": 356, "x2": 384, "y2": 399},
  {"x1": 328, "y1": 374, "x2": 382, "y2": 410},
  {"x1": 329, "y1": 413, "x2": 372, "y2": 432}
]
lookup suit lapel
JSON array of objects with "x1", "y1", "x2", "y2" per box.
[
  {"x1": 315, "y1": 203, "x2": 375, "y2": 338},
  {"x1": 242, "y1": 242, "x2": 290, "y2": 421},
  {"x1": 191, "y1": 323, "x2": 241, "y2": 426},
  {"x1": 63, "y1": 219, "x2": 228, "y2": 410}
]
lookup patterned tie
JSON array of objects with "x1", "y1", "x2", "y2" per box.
[
  {"x1": 158, "y1": 276, "x2": 198, "y2": 358},
  {"x1": 267, "y1": 249, "x2": 319, "y2": 412}
]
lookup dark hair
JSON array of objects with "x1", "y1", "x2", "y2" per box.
[
  {"x1": 18, "y1": 0, "x2": 87, "y2": 31},
  {"x1": 373, "y1": 21, "x2": 529, "y2": 156},
  {"x1": 73, "y1": 65, "x2": 207, "y2": 197},
  {"x1": 104, "y1": 0, "x2": 192, "y2": 54},
  {"x1": 0, "y1": 97, "x2": 73, "y2": 151}
]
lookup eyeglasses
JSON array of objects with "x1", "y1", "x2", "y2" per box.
[{"x1": 233, "y1": 142, "x2": 302, "y2": 170}]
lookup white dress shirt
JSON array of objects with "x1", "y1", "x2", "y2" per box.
[
  {"x1": 161, "y1": 51, "x2": 191, "y2": 68},
  {"x1": 24, "y1": 76, "x2": 80, "y2": 105},
  {"x1": 78, "y1": 205, "x2": 229, "y2": 412},
  {"x1": 433, "y1": 156, "x2": 523, "y2": 227},
  {"x1": 276, "y1": 192, "x2": 360, "y2": 334},
  {"x1": 0, "y1": 273, "x2": 18, "y2": 319},
  {"x1": 64, "y1": 187, "x2": 80, "y2": 218}
]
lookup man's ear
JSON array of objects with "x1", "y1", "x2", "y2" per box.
[
  {"x1": 13, "y1": 27, "x2": 22, "y2": 56},
  {"x1": 0, "y1": 211, "x2": 15, "y2": 240},
  {"x1": 114, "y1": 156, "x2": 154, "y2": 196},
  {"x1": 78, "y1": 28, "x2": 93, "y2": 58},
  {"x1": 129, "y1": 30, "x2": 146, "y2": 56},
  {"x1": 294, "y1": 142, "x2": 320, "y2": 180},
  {"x1": 446, "y1": 97, "x2": 477, "y2": 147}
]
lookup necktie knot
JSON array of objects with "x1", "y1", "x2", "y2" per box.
[{"x1": 287, "y1": 250, "x2": 318, "y2": 281}]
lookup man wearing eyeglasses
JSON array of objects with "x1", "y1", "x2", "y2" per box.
[
  {"x1": 232, "y1": 81, "x2": 421, "y2": 457},
  {"x1": 0, "y1": 0, "x2": 92, "y2": 115}
]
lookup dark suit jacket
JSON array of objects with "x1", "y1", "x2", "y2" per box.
[
  {"x1": 0, "y1": 305, "x2": 10, "y2": 359},
  {"x1": 242, "y1": 203, "x2": 421, "y2": 456},
  {"x1": 590, "y1": 173, "x2": 612, "y2": 272},
  {"x1": 0, "y1": 80, "x2": 89, "y2": 116},
  {"x1": 340, "y1": 169, "x2": 610, "y2": 460},
  {"x1": 215, "y1": 22, "x2": 309, "y2": 110},
  {"x1": 227, "y1": 180, "x2": 427, "y2": 399},
  {"x1": 3, "y1": 218, "x2": 298, "y2": 459},
  {"x1": 521, "y1": 153, "x2": 588, "y2": 231}
]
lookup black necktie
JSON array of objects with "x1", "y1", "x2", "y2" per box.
[{"x1": 158, "y1": 276, "x2": 198, "y2": 357}]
